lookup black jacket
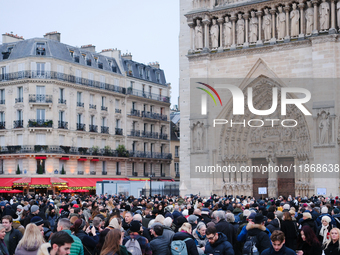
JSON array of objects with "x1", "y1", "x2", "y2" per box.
[
  {"x1": 297, "y1": 241, "x2": 322, "y2": 255},
  {"x1": 281, "y1": 220, "x2": 298, "y2": 250},
  {"x1": 301, "y1": 218, "x2": 317, "y2": 233},
  {"x1": 324, "y1": 240, "x2": 340, "y2": 255},
  {"x1": 215, "y1": 219, "x2": 236, "y2": 245},
  {"x1": 261, "y1": 245, "x2": 296, "y2": 255},
  {"x1": 265, "y1": 219, "x2": 280, "y2": 234},
  {"x1": 245, "y1": 223, "x2": 271, "y2": 254},
  {"x1": 204, "y1": 232, "x2": 234, "y2": 255},
  {"x1": 150, "y1": 235, "x2": 171, "y2": 255},
  {"x1": 7, "y1": 227, "x2": 23, "y2": 255},
  {"x1": 172, "y1": 231, "x2": 199, "y2": 255}
]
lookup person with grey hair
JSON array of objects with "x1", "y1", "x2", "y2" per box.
[
  {"x1": 193, "y1": 221, "x2": 208, "y2": 252},
  {"x1": 133, "y1": 211, "x2": 152, "y2": 241},
  {"x1": 214, "y1": 210, "x2": 236, "y2": 246},
  {"x1": 57, "y1": 218, "x2": 84, "y2": 255}
]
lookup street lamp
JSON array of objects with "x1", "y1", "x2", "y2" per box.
[{"x1": 149, "y1": 173, "x2": 155, "y2": 197}]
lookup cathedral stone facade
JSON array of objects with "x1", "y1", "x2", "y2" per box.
[{"x1": 179, "y1": 0, "x2": 340, "y2": 197}]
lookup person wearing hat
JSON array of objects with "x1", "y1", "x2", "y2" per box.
[
  {"x1": 123, "y1": 220, "x2": 152, "y2": 255},
  {"x1": 30, "y1": 216, "x2": 44, "y2": 233},
  {"x1": 265, "y1": 212, "x2": 280, "y2": 234},
  {"x1": 244, "y1": 213, "x2": 271, "y2": 254},
  {"x1": 188, "y1": 215, "x2": 199, "y2": 230},
  {"x1": 332, "y1": 207, "x2": 340, "y2": 228},
  {"x1": 316, "y1": 216, "x2": 333, "y2": 245},
  {"x1": 316, "y1": 206, "x2": 337, "y2": 228},
  {"x1": 23, "y1": 204, "x2": 42, "y2": 227},
  {"x1": 133, "y1": 213, "x2": 152, "y2": 242}
]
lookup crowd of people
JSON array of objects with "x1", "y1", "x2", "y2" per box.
[{"x1": 0, "y1": 193, "x2": 339, "y2": 255}]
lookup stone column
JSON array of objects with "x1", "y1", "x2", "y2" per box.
[
  {"x1": 299, "y1": 2, "x2": 305, "y2": 38},
  {"x1": 256, "y1": 11, "x2": 263, "y2": 46},
  {"x1": 230, "y1": 13, "x2": 237, "y2": 49},
  {"x1": 188, "y1": 21, "x2": 195, "y2": 53},
  {"x1": 312, "y1": 0, "x2": 319, "y2": 35},
  {"x1": 202, "y1": 16, "x2": 211, "y2": 52},
  {"x1": 267, "y1": 158, "x2": 278, "y2": 198},
  {"x1": 243, "y1": 12, "x2": 250, "y2": 48},
  {"x1": 218, "y1": 17, "x2": 224, "y2": 52},
  {"x1": 330, "y1": 0, "x2": 337, "y2": 33},
  {"x1": 270, "y1": 7, "x2": 277, "y2": 44},
  {"x1": 284, "y1": 5, "x2": 291, "y2": 42}
]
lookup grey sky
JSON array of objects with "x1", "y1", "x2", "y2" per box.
[{"x1": 0, "y1": 0, "x2": 180, "y2": 106}]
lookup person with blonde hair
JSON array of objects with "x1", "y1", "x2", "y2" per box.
[
  {"x1": 317, "y1": 216, "x2": 333, "y2": 245},
  {"x1": 15, "y1": 223, "x2": 45, "y2": 255},
  {"x1": 323, "y1": 227, "x2": 340, "y2": 255},
  {"x1": 0, "y1": 224, "x2": 9, "y2": 255},
  {"x1": 172, "y1": 222, "x2": 199, "y2": 255}
]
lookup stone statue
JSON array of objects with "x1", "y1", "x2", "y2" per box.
[
  {"x1": 319, "y1": 0, "x2": 330, "y2": 31},
  {"x1": 224, "y1": 16, "x2": 232, "y2": 47},
  {"x1": 210, "y1": 19, "x2": 219, "y2": 49},
  {"x1": 319, "y1": 112, "x2": 330, "y2": 144},
  {"x1": 277, "y1": 6, "x2": 286, "y2": 39},
  {"x1": 337, "y1": 1, "x2": 340, "y2": 29},
  {"x1": 306, "y1": 1, "x2": 314, "y2": 34},
  {"x1": 263, "y1": 8, "x2": 272, "y2": 40},
  {"x1": 249, "y1": 11, "x2": 258, "y2": 43},
  {"x1": 195, "y1": 19, "x2": 204, "y2": 50},
  {"x1": 236, "y1": 13, "x2": 245, "y2": 45},
  {"x1": 290, "y1": 3, "x2": 300, "y2": 36}
]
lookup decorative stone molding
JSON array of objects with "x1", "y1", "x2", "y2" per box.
[{"x1": 313, "y1": 101, "x2": 336, "y2": 147}]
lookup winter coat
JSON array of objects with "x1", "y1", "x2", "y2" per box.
[
  {"x1": 162, "y1": 226, "x2": 175, "y2": 243},
  {"x1": 261, "y1": 245, "x2": 296, "y2": 255},
  {"x1": 150, "y1": 235, "x2": 171, "y2": 255},
  {"x1": 75, "y1": 230, "x2": 99, "y2": 255},
  {"x1": 204, "y1": 232, "x2": 234, "y2": 255},
  {"x1": 233, "y1": 208, "x2": 243, "y2": 222},
  {"x1": 324, "y1": 240, "x2": 340, "y2": 255},
  {"x1": 172, "y1": 231, "x2": 199, "y2": 255},
  {"x1": 215, "y1": 219, "x2": 236, "y2": 245},
  {"x1": 245, "y1": 223, "x2": 271, "y2": 254},
  {"x1": 6, "y1": 227, "x2": 23, "y2": 255},
  {"x1": 316, "y1": 214, "x2": 336, "y2": 228},
  {"x1": 301, "y1": 218, "x2": 317, "y2": 233},
  {"x1": 0, "y1": 240, "x2": 9, "y2": 255},
  {"x1": 265, "y1": 219, "x2": 280, "y2": 234},
  {"x1": 316, "y1": 224, "x2": 333, "y2": 245},
  {"x1": 281, "y1": 220, "x2": 298, "y2": 250},
  {"x1": 192, "y1": 228, "x2": 208, "y2": 247},
  {"x1": 297, "y1": 241, "x2": 322, "y2": 255},
  {"x1": 15, "y1": 243, "x2": 40, "y2": 255}
]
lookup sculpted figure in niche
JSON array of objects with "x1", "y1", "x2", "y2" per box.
[
  {"x1": 319, "y1": 0, "x2": 330, "y2": 30},
  {"x1": 263, "y1": 8, "x2": 272, "y2": 40},
  {"x1": 290, "y1": 3, "x2": 300, "y2": 36},
  {"x1": 249, "y1": 11, "x2": 258, "y2": 43},
  {"x1": 306, "y1": 1, "x2": 314, "y2": 34},
  {"x1": 210, "y1": 19, "x2": 219, "y2": 49},
  {"x1": 277, "y1": 6, "x2": 286, "y2": 39},
  {"x1": 224, "y1": 16, "x2": 232, "y2": 47},
  {"x1": 195, "y1": 19, "x2": 204, "y2": 50},
  {"x1": 236, "y1": 13, "x2": 245, "y2": 45},
  {"x1": 319, "y1": 112, "x2": 330, "y2": 144}
]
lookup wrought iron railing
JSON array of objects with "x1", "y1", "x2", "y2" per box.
[
  {"x1": 29, "y1": 94, "x2": 52, "y2": 103},
  {"x1": 76, "y1": 123, "x2": 86, "y2": 131},
  {"x1": 89, "y1": 104, "x2": 96, "y2": 109},
  {"x1": 89, "y1": 124, "x2": 98, "y2": 132},
  {"x1": 58, "y1": 121, "x2": 68, "y2": 129},
  {"x1": 15, "y1": 97, "x2": 23, "y2": 103},
  {"x1": 128, "y1": 150, "x2": 172, "y2": 159},
  {"x1": 28, "y1": 119, "x2": 53, "y2": 128},
  {"x1": 13, "y1": 120, "x2": 23, "y2": 128},
  {"x1": 101, "y1": 126, "x2": 109, "y2": 134},
  {"x1": 129, "y1": 130, "x2": 140, "y2": 137},
  {"x1": 58, "y1": 98, "x2": 66, "y2": 104},
  {"x1": 115, "y1": 128, "x2": 123, "y2": 135}
]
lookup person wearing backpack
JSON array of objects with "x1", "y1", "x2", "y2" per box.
[
  {"x1": 172, "y1": 222, "x2": 200, "y2": 255},
  {"x1": 244, "y1": 213, "x2": 271, "y2": 254},
  {"x1": 204, "y1": 226, "x2": 234, "y2": 255},
  {"x1": 261, "y1": 230, "x2": 296, "y2": 255},
  {"x1": 122, "y1": 220, "x2": 152, "y2": 255}
]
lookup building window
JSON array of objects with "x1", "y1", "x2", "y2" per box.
[
  {"x1": 37, "y1": 159, "x2": 45, "y2": 174},
  {"x1": 150, "y1": 163, "x2": 153, "y2": 175},
  {"x1": 17, "y1": 110, "x2": 23, "y2": 121},
  {"x1": 36, "y1": 43, "x2": 45, "y2": 55},
  {"x1": 59, "y1": 111, "x2": 64, "y2": 121},
  {"x1": 156, "y1": 72, "x2": 160, "y2": 82},
  {"x1": 36, "y1": 134, "x2": 46, "y2": 145},
  {"x1": 116, "y1": 162, "x2": 120, "y2": 175},
  {"x1": 36, "y1": 63, "x2": 45, "y2": 77},
  {"x1": 59, "y1": 135, "x2": 65, "y2": 146},
  {"x1": 144, "y1": 143, "x2": 147, "y2": 152},
  {"x1": 102, "y1": 161, "x2": 107, "y2": 174},
  {"x1": 175, "y1": 146, "x2": 179, "y2": 157},
  {"x1": 132, "y1": 162, "x2": 136, "y2": 176},
  {"x1": 86, "y1": 58, "x2": 91, "y2": 66},
  {"x1": 130, "y1": 81, "x2": 134, "y2": 88},
  {"x1": 0, "y1": 112, "x2": 4, "y2": 124},
  {"x1": 139, "y1": 67, "x2": 143, "y2": 78},
  {"x1": 59, "y1": 88, "x2": 65, "y2": 104},
  {"x1": 76, "y1": 70, "x2": 81, "y2": 84},
  {"x1": 132, "y1": 102, "x2": 136, "y2": 110},
  {"x1": 77, "y1": 92, "x2": 83, "y2": 107},
  {"x1": 175, "y1": 163, "x2": 179, "y2": 175},
  {"x1": 77, "y1": 161, "x2": 84, "y2": 175},
  {"x1": 101, "y1": 96, "x2": 106, "y2": 107},
  {"x1": 36, "y1": 109, "x2": 45, "y2": 121},
  {"x1": 100, "y1": 76, "x2": 105, "y2": 89},
  {"x1": 0, "y1": 89, "x2": 4, "y2": 104},
  {"x1": 0, "y1": 136, "x2": 5, "y2": 147},
  {"x1": 69, "y1": 50, "x2": 74, "y2": 58},
  {"x1": 132, "y1": 141, "x2": 136, "y2": 152},
  {"x1": 143, "y1": 163, "x2": 147, "y2": 176},
  {"x1": 160, "y1": 164, "x2": 163, "y2": 177}
]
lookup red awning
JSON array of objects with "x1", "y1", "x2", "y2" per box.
[
  {"x1": 50, "y1": 177, "x2": 68, "y2": 185},
  {"x1": 61, "y1": 178, "x2": 129, "y2": 189},
  {"x1": 158, "y1": 179, "x2": 174, "y2": 182},
  {"x1": 35, "y1": 156, "x2": 47, "y2": 159},
  {"x1": 13, "y1": 178, "x2": 31, "y2": 187},
  {"x1": 91, "y1": 159, "x2": 99, "y2": 162},
  {"x1": 60, "y1": 157, "x2": 69, "y2": 160},
  {"x1": 30, "y1": 178, "x2": 51, "y2": 188},
  {"x1": 78, "y1": 158, "x2": 87, "y2": 161}
]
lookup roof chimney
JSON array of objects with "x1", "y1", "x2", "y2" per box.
[
  {"x1": 81, "y1": 44, "x2": 96, "y2": 52},
  {"x1": 149, "y1": 61, "x2": 160, "y2": 69},
  {"x1": 2, "y1": 33, "x2": 24, "y2": 44},
  {"x1": 44, "y1": 31, "x2": 61, "y2": 42},
  {"x1": 122, "y1": 52, "x2": 132, "y2": 60}
]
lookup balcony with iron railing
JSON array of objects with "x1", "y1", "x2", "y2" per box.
[
  {"x1": 13, "y1": 120, "x2": 24, "y2": 128},
  {"x1": 159, "y1": 133, "x2": 168, "y2": 140},
  {"x1": 141, "y1": 131, "x2": 158, "y2": 139},
  {"x1": 129, "y1": 109, "x2": 140, "y2": 117},
  {"x1": 76, "y1": 123, "x2": 86, "y2": 131},
  {"x1": 0, "y1": 122, "x2": 5, "y2": 129},
  {"x1": 77, "y1": 102, "x2": 84, "y2": 107},
  {"x1": 141, "y1": 111, "x2": 168, "y2": 121},
  {"x1": 58, "y1": 121, "x2": 68, "y2": 129},
  {"x1": 28, "y1": 119, "x2": 53, "y2": 128},
  {"x1": 15, "y1": 97, "x2": 23, "y2": 103},
  {"x1": 129, "y1": 130, "x2": 140, "y2": 137},
  {"x1": 101, "y1": 106, "x2": 108, "y2": 111},
  {"x1": 89, "y1": 124, "x2": 98, "y2": 132},
  {"x1": 29, "y1": 94, "x2": 52, "y2": 103},
  {"x1": 126, "y1": 87, "x2": 170, "y2": 103},
  {"x1": 101, "y1": 126, "x2": 109, "y2": 134},
  {"x1": 58, "y1": 98, "x2": 66, "y2": 104},
  {"x1": 115, "y1": 128, "x2": 123, "y2": 135},
  {"x1": 128, "y1": 150, "x2": 172, "y2": 159},
  {"x1": 175, "y1": 173, "x2": 180, "y2": 178},
  {"x1": 115, "y1": 109, "x2": 121, "y2": 114},
  {"x1": 89, "y1": 104, "x2": 96, "y2": 109},
  {"x1": 0, "y1": 100, "x2": 5, "y2": 105}
]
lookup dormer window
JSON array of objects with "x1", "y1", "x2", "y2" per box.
[
  {"x1": 74, "y1": 55, "x2": 79, "y2": 63},
  {"x1": 98, "y1": 62, "x2": 103, "y2": 69},
  {"x1": 36, "y1": 43, "x2": 45, "y2": 56},
  {"x1": 82, "y1": 54, "x2": 86, "y2": 60},
  {"x1": 156, "y1": 72, "x2": 160, "y2": 83},
  {"x1": 128, "y1": 64, "x2": 132, "y2": 75},
  {"x1": 69, "y1": 50, "x2": 74, "y2": 58},
  {"x1": 146, "y1": 69, "x2": 150, "y2": 80},
  {"x1": 94, "y1": 57, "x2": 98, "y2": 63},
  {"x1": 86, "y1": 58, "x2": 91, "y2": 66},
  {"x1": 139, "y1": 67, "x2": 143, "y2": 78},
  {"x1": 2, "y1": 47, "x2": 13, "y2": 60}
]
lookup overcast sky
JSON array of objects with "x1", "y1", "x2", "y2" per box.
[{"x1": 0, "y1": 0, "x2": 180, "y2": 106}]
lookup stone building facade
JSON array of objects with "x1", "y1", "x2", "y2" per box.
[
  {"x1": 0, "y1": 32, "x2": 172, "y2": 194},
  {"x1": 180, "y1": 0, "x2": 340, "y2": 197}
]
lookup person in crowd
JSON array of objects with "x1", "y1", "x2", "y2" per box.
[
  {"x1": 122, "y1": 220, "x2": 152, "y2": 255},
  {"x1": 1, "y1": 215, "x2": 22, "y2": 255},
  {"x1": 133, "y1": 213, "x2": 152, "y2": 241},
  {"x1": 301, "y1": 212, "x2": 317, "y2": 233},
  {"x1": 261, "y1": 230, "x2": 296, "y2": 255},
  {"x1": 57, "y1": 218, "x2": 84, "y2": 255},
  {"x1": 193, "y1": 222, "x2": 208, "y2": 249},
  {"x1": 72, "y1": 219, "x2": 98, "y2": 255},
  {"x1": 172, "y1": 222, "x2": 200, "y2": 255},
  {"x1": 122, "y1": 212, "x2": 133, "y2": 231},
  {"x1": 188, "y1": 215, "x2": 199, "y2": 231},
  {"x1": 281, "y1": 211, "x2": 298, "y2": 251},
  {"x1": 265, "y1": 212, "x2": 280, "y2": 233},
  {"x1": 316, "y1": 207, "x2": 336, "y2": 228},
  {"x1": 323, "y1": 227, "x2": 340, "y2": 255},
  {"x1": 37, "y1": 231, "x2": 74, "y2": 255},
  {"x1": 100, "y1": 229, "x2": 130, "y2": 255},
  {"x1": 150, "y1": 224, "x2": 170, "y2": 255},
  {"x1": 15, "y1": 223, "x2": 44, "y2": 255},
  {"x1": 204, "y1": 226, "x2": 234, "y2": 255},
  {"x1": 296, "y1": 225, "x2": 322, "y2": 255},
  {"x1": 317, "y1": 216, "x2": 333, "y2": 245},
  {"x1": 0, "y1": 224, "x2": 9, "y2": 255},
  {"x1": 31, "y1": 216, "x2": 45, "y2": 234},
  {"x1": 214, "y1": 210, "x2": 236, "y2": 246}
]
